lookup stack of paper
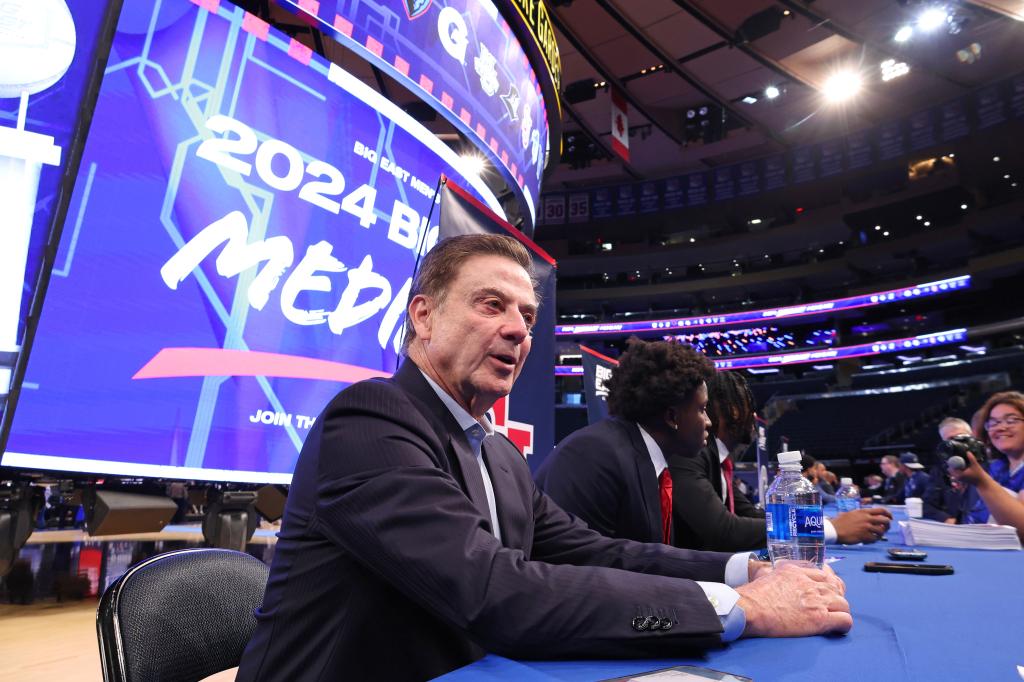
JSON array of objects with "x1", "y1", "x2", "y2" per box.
[{"x1": 899, "y1": 518, "x2": 1022, "y2": 550}]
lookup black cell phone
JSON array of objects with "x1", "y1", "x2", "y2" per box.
[
  {"x1": 863, "y1": 561, "x2": 953, "y2": 575},
  {"x1": 887, "y1": 548, "x2": 928, "y2": 561}
]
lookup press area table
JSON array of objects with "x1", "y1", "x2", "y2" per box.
[{"x1": 439, "y1": 509, "x2": 1023, "y2": 681}]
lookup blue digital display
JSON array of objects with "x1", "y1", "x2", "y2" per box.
[
  {"x1": 275, "y1": 0, "x2": 550, "y2": 230},
  {"x1": 0, "y1": 0, "x2": 114, "y2": 389},
  {"x1": 3, "y1": 0, "x2": 504, "y2": 482},
  {"x1": 553, "y1": 327, "x2": 969, "y2": 375},
  {"x1": 556, "y1": 275, "x2": 971, "y2": 337}
]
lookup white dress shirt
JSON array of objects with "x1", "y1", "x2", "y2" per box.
[{"x1": 421, "y1": 371, "x2": 502, "y2": 543}]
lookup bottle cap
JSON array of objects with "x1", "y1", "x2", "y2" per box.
[
  {"x1": 777, "y1": 451, "x2": 801, "y2": 466},
  {"x1": 841, "y1": 477, "x2": 853, "y2": 486}
]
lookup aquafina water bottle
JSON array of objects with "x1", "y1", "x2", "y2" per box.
[{"x1": 765, "y1": 451, "x2": 825, "y2": 568}]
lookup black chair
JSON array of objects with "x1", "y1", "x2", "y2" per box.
[{"x1": 96, "y1": 547, "x2": 269, "y2": 682}]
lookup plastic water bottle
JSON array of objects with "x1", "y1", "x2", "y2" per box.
[
  {"x1": 836, "y1": 477, "x2": 861, "y2": 513},
  {"x1": 765, "y1": 451, "x2": 825, "y2": 568}
]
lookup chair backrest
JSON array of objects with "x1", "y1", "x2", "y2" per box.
[{"x1": 96, "y1": 547, "x2": 269, "y2": 682}]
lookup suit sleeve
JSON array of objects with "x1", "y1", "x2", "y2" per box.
[
  {"x1": 534, "y1": 431, "x2": 623, "y2": 538},
  {"x1": 670, "y1": 452, "x2": 767, "y2": 552},
  {"x1": 309, "y1": 382, "x2": 728, "y2": 658},
  {"x1": 731, "y1": 479, "x2": 764, "y2": 520}
]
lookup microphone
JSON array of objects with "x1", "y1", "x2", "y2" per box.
[{"x1": 947, "y1": 455, "x2": 966, "y2": 471}]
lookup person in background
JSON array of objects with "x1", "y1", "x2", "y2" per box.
[
  {"x1": 801, "y1": 454, "x2": 837, "y2": 505},
  {"x1": 900, "y1": 452, "x2": 930, "y2": 499},
  {"x1": 879, "y1": 454, "x2": 906, "y2": 504},
  {"x1": 862, "y1": 474, "x2": 884, "y2": 498},
  {"x1": 670, "y1": 372, "x2": 891, "y2": 551},
  {"x1": 975, "y1": 391, "x2": 1024, "y2": 494},
  {"x1": 924, "y1": 417, "x2": 986, "y2": 524}
]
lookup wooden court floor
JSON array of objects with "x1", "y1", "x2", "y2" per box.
[{"x1": 0, "y1": 600, "x2": 234, "y2": 681}]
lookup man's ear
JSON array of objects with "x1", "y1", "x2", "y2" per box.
[{"x1": 408, "y1": 294, "x2": 434, "y2": 341}]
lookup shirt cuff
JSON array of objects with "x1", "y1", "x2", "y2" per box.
[
  {"x1": 824, "y1": 518, "x2": 837, "y2": 544},
  {"x1": 695, "y1": 581, "x2": 745, "y2": 642},
  {"x1": 724, "y1": 551, "x2": 753, "y2": 587}
]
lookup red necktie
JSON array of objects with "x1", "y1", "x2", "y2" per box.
[
  {"x1": 658, "y1": 468, "x2": 673, "y2": 544},
  {"x1": 721, "y1": 457, "x2": 735, "y2": 514}
]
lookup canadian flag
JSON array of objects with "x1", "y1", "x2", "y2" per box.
[{"x1": 610, "y1": 87, "x2": 629, "y2": 162}]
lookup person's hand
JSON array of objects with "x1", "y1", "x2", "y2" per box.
[
  {"x1": 949, "y1": 451, "x2": 985, "y2": 486},
  {"x1": 943, "y1": 518, "x2": 957, "y2": 524},
  {"x1": 747, "y1": 559, "x2": 772, "y2": 582},
  {"x1": 831, "y1": 507, "x2": 892, "y2": 544},
  {"x1": 736, "y1": 563, "x2": 852, "y2": 637}
]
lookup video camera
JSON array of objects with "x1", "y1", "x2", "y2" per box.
[{"x1": 935, "y1": 433, "x2": 988, "y2": 472}]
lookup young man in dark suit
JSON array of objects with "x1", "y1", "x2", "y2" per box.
[
  {"x1": 238, "y1": 235, "x2": 851, "y2": 682},
  {"x1": 672, "y1": 372, "x2": 891, "y2": 552}
]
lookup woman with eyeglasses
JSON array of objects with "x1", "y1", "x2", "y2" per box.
[
  {"x1": 950, "y1": 391, "x2": 1024, "y2": 541},
  {"x1": 976, "y1": 391, "x2": 1024, "y2": 493}
]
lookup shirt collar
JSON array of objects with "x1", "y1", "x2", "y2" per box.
[
  {"x1": 419, "y1": 369, "x2": 494, "y2": 437},
  {"x1": 715, "y1": 437, "x2": 730, "y2": 464},
  {"x1": 636, "y1": 424, "x2": 668, "y2": 477}
]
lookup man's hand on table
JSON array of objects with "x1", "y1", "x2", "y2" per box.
[
  {"x1": 832, "y1": 507, "x2": 892, "y2": 544},
  {"x1": 736, "y1": 563, "x2": 851, "y2": 637}
]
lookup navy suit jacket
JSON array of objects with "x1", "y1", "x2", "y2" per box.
[
  {"x1": 237, "y1": 361, "x2": 736, "y2": 682},
  {"x1": 669, "y1": 442, "x2": 767, "y2": 552},
  {"x1": 535, "y1": 417, "x2": 666, "y2": 544}
]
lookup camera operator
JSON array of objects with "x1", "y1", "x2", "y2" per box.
[{"x1": 924, "y1": 418, "x2": 987, "y2": 524}]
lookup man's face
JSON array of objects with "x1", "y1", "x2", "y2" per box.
[
  {"x1": 880, "y1": 460, "x2": 898, "y2": 477},
  {"x1": 939, "y1": 423, "x2": 971, "y2": 441},
  {"x1": 410, "y1": 254, "x2": 537, "y2": 416},
  {"x1": 669, "y1": 382, "x2": 711, "y2": 457}
]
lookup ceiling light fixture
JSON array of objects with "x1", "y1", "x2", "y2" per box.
[
  {"x1": 822, "y1": 70, "x2": 862, "y2": 103},
  {"x1": 917, "y1": 7, "x2": 949, "y2": 33},
  {"x1": 764, "y1": 85, "x2": 780, "y2": 99},
  {"x1": 894, "y1": 25, "x2": 914, "y2": 42}
]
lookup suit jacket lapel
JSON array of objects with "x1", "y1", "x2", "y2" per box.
[
  {"x1": 622, "y1": 420, "x2": 663, "y2": 543},
  {"x1": 393, "y1": 360, "x2": 494, "y2": 529}
]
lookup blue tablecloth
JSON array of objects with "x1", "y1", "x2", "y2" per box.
[{"x1": 438, "y1": 508, "x2": 1023, "y2": 681}]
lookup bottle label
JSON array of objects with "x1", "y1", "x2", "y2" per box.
[
  {"x1": 766, "y1": 503, "x2": 789, "y2": 541},
  {"x1": 793, "y1": 506, "x2": 825, "y2": 538}
]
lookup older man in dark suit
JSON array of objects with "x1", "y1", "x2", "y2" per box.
[{"x1": 237, "y1": 234, "x2": 851, "y2": 682}]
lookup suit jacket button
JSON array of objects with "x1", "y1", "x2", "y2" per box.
[
  {"x1": 643, "y1": 615, "x2": 659, "y2": 630},
  {"x1": 658, "y1": 617, "x2": 673, "y2": 631},
  {"x1": 632, "y1": 616, "x2": 648, "y2": 631}
]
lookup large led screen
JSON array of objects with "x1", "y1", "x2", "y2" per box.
[
  {"x1": 0, "y1": 0, "x2": 118, "y2": 390},
  {"x1": 276, "y1": 0, "x2": 551, "y2": 230},
  {"x1": 2, "y1": 0, "x2": 505, "y2": 483}
]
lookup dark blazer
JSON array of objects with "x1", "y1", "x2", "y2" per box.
[
  {"x1": 534, "y1": 417, "x2": 666, "y2": 544},
  {"x1": 669, "y1": 442, "x2": 768, "y2": 552},
  {"x1": 882, "y1": 472, "x2": 907, "y2": 504},
  {"x1": 237, "y1": 361, "x2": 736, "y2": 682}
]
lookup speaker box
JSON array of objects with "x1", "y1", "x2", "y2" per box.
[
  {"x1": 255, "y1": 485, "x2": 288, "y2": 522},
  {"x1": 85, "y1": 491, "x2": 177, "y2": 536}
]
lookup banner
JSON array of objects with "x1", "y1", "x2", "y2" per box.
[
  {"x1": 580, "y1": 345, "x2": 616, "y2": 425},
  {"x1": 439, "y1": 180, "x2": 556, "y2": 467},
  {"x1": 0, "y1": 0, "x2": 116, "y2": 384},
  {"x1": 4, "y1": 0, "x2": 505, "y2": 483}
]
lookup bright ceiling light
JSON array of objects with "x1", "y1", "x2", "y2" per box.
[
  {"x1": 880, "y1": 59, "x2": 910, "y2": 81},
  {"x1": 459, "y1": 153, "x2": 486, "y2": 177},
  {"x1": 822, "y1": 71, "x2": 862, "y2": 103},
  {"x1": 742, "y1": 95, "x2": 758, "y2": 104},
  {"x1": 917, "y1": 7, "x2": 948, "y2": 32},
  {"x1": 894, "y1": 25, "x2": 914, "y2": 42},
  {"x1": 764, "y1": 85, "x2": 780, "y2": 99}
]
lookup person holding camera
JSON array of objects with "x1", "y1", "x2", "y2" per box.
[
  {"x1": 976, "y1": 391, "x2": 1024, "y2": 494},
  {"x1": 925, "y1": 418, "x2": 987, "y2": 524}
]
